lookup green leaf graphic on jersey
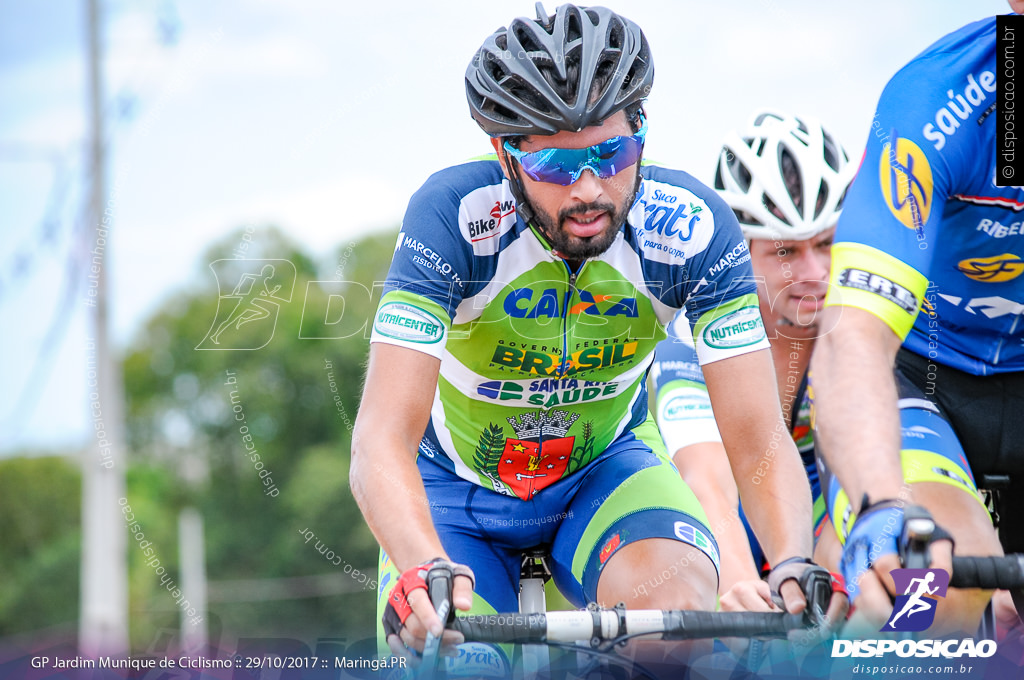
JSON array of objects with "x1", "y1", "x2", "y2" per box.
[
  {"x1": 474, "y1": 423, "x2": 513, "y2": 496},
  {"x1": 474, "y1": 423, "x2": 505, "y2": 474}
]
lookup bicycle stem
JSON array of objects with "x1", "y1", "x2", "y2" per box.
[{"x1": 900, "y1": 509, "x2": 936, "y2": 570}]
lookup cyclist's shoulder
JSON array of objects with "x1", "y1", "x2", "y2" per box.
[
  {"x1": 416, "y1": 157, "x2": 507, "y2": 198},
  {"x1": 405, "y1": 159, "x2": 518, "y2": 244},
  {"x1": 639, "y1": 163, "x2": 724, "y2": 207},
  {"x1": 635, "y1": 162, "x2": 742, "y2": 251},
  {"x1": 876, "y1": 16, "x2": 998, "y2": 138},
  {"x1": 889, "y1": 15, "x2": 996, "y2": 83}
]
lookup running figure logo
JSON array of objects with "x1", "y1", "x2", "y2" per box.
[
  {"x1": 197, "y1": 259, "x2": 296, "y2": 350},
  {"x1": 881, "y1": 568, "x2": 950, "y2": 632}
]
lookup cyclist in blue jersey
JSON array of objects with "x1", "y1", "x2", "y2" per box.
[
  {"x1": 349, "y1": 4, "x2": 841, "y2": 663},
  {"x1": 652, "y1": 110, "x2": 855, "y2": 613},
  {"x1": 811, "y1": 3, "x2": 1024, "y2": 634}
]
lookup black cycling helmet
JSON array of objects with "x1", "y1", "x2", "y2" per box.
[{"x1": 466, "y1": 2, "x2": 654, "y2": 136}]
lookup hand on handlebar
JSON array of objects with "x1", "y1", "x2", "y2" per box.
[
  {"x1": 382, "y1": 558, "x2": 475, "y2": 658},
  {"x1": 839, "y1": 498, "x2": 954, "y2": 628},
  {"x1": 767, "y1": 557, "x2": 848, "y2": 638},
  {"x1": 720, "y1": 579, "x2": 778, "y2": 613}
]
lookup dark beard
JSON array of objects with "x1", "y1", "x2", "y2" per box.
[{"x1": 530, "y1": 198, "x2": 633, "y2": 260}]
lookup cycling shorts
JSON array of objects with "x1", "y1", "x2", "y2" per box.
[
  {"x1": 376, "y1": 415, "x2": 720, "y2": 633},
  {"x1": 896, "y1": 348, "x2": 1024, "y2": 552},
  {"x1": 816, "y1": 361, "x2": 986, "y2": 545}
]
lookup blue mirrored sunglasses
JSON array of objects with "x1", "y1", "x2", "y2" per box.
[{"x1": 503, "y1": 115, "x2": 647, "y2": 186}]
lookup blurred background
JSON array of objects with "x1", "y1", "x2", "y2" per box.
[{"x1": 0, "y1": 0, "x2": 1011, "y2": 668}]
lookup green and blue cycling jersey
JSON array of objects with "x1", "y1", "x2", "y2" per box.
[
  {"x1": 371, "y1": 158, "x2": 770, "y2": 655},
  {"x1": 828, "y1": 15, "x2": 1024, "y2": 374},
  {"x1": 370, "y1": 159, "x2": 770, "y2": 497}
]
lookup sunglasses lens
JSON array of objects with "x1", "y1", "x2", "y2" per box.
[{"x1": 509, "y1": 135, "x2": 644, "y2": 185}]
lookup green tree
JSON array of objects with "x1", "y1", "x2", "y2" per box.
[
  {"x1": 0, "y1": 456, "x2": 82, "y2": 636},
  {"x1": 121, "y1": 225, "x2": 397, "y2": 648}
]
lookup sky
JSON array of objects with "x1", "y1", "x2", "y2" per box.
[{"x1": 0, "y1": 0, "x2": 1013, "y2": 453}]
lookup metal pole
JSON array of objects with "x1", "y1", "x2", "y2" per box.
[
  {"x1": 179, "y1": 506, "x2": 208, "y2": 652},
  {"x1": 79, "y1": 0, "x2": 129, "y2": 656}
]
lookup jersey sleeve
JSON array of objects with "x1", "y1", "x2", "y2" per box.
[
  {"x1": 675, "y1": 182, "x2": 770, "y2": 364},
  {"x1": 370, "y1": 168, "x2": 479, "y2": 358},
  {"x1": 826, "y1": 54, "x2": 961, "y2": 339},
  {"x1": 651, "y1": 312, "x2": 723, "y2": 453}
]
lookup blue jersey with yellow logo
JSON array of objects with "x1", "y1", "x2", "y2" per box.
[
  {"x1": 829, "y1": 15, "x2": 1024, "y2": 375},
  {"x1": 369, "y1": 159, "x2": 769, "y2": 497}
]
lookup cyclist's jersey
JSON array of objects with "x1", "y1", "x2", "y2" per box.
[
  {"x1": 650, "y1": 313, "x2": 724, "y2": 453},
  {"x1": 828, "y1": 15, "x2": 1024, "y2": 375},
  {"x1": 652, "y1": 313, "x2": 826, "y2": 558},
  {"x1": 652, "y1": 314, "x2": 815, "y2": 469},
  {"x1": 370, "y1": 159, "x2": 769, "y2": 499}
]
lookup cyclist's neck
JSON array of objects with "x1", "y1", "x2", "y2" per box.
[{"x1": 772, "y1": 337, "x2": 814, "y2": 420}]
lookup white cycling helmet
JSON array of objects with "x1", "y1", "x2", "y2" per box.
[{"x1": 713, "y1": 110, "x2": 856, "y2": 241}]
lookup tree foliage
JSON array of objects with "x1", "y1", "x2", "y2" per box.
[
  {"x1": 1, "y1": 226, "x2": 397, "y2": 648},
  {"x1": 0, "y1": 456, "x2": 81, "y2": 636},
  {"x1": 124, "y1": 226, "x2": 396, "y2": 647}
]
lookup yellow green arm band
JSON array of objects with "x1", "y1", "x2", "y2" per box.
[
  {"x1": 691, "y1": 293, "x2": 769, "y2": 365},
  {"x1": 824, "y1": 242, "x2": 928, "y2": 340}
]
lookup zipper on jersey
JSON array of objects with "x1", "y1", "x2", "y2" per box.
[
  {"x1": 533, "y1": 258, "x2": 583, "y2": 498},
  {"x1": 560, "y1": 260, "x2": 584, "y2": 385}
]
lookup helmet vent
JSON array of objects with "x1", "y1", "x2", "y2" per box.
[
  {"x1": 482, "y1": 51, "x2": 507, "y2": 81},
  {"x1": 753, "y1": 112, "x2": 783, "y2": 126},
  {"x1": 512, "y1": 23, "x2": 547, "y2": 58},
  {"x1": 606, "y1": 21, "x2": 624, "y2": 50},
  {"x1": 734, "y1": 209, "x2": 762, "y2": 227},
  {"x1": 822, "y1": 130, "x2": 841, "y2": 172},
  {"x1": 566, "y1": 8, "x2": 584, "y2": 41},
  {"x1": 726, "y1": 152, "x2": 753, "y2": 192},
  {"x1": 835, "y1": 186, "x2": 849, "y2": 211},
  {"x1": 779, "y1": 146, "x2": 803, "y2": 212},
  {"x1": 763, "y1": 194, "x2": 791, "y2": 226},
  {"x1": 813, "y1": 182, "x2": 829, "y2": 220}
]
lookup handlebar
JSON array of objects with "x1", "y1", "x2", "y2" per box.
[
  {"x1": 951, "y1": 555, "x2": 1024, "y2": 589},
  {"x1": 450, "y1": 607, "x2": 807, "y2": 645},
  {"x1": 448, "y1": 556, "x2": 1024, "y2": 647},
  {"x1": 900, "y1": 511, "x2": 1024, "y2": 589}
]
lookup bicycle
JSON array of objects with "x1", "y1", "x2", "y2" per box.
[
  {"x1": 415, "y1": 546, "x2": 835, "y2": 680},
  {"x1": 413, "y1": 543, "x2": 1024, "y2": 680}
]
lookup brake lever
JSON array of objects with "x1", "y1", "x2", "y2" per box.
[
  {"x1": 422, "y1": 563, "x2": 455, "y2": 675},
  {"x1": 799, "y1": 567, "x2": 834, "y2": 629}
]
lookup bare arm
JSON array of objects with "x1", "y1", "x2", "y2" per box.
[
  {"x1": 702, "y1": 349, "x2": 812, "y2": 569},
  {"x1": 809, "y1": 306, "x2": 904, "y2": 506},
  {"x1": 350, "y1": 342, "x2": 445, "y2": 569},
  {"x1": 350, "y1": 343, "x2": 473, "y2": 653},
  {"x1": 673, "y1": 441, "x2": 761, "y2": 594},
  {"x1": 807, "y1": 305, "x2": 944, "y2": 624}
]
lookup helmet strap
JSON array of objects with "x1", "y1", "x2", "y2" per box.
[{"x1": 501, "y1": 145, "x2": 539, "y2": 232}]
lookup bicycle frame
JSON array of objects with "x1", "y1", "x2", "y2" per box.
[{"x1": 518, "y1": 550, "x2": 551, "y2": 680}]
